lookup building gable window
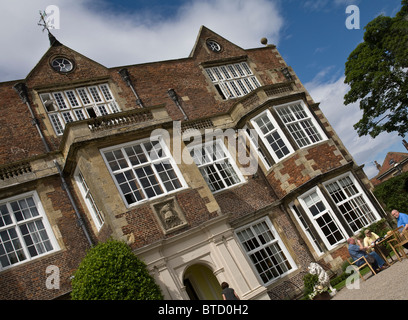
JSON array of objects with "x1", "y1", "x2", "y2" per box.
[
  {"x1": 236, "y1": 218, "x2": 296, "y2": 285},
  {"x1": 40, "y1": 83, "x2": 120, "y2": 135},
  {"x1": 275, "y1": 101, "x2": 326, "y2": 148},
  {"x1": 205, "y1": 62, "x2": 261, "y2": 100},
  {"x1": 101, "y1": 137, "x2": 186, "y2": 207},
  {"x1": 189, "y1": 140, "x2": 244, "y2": 193},
  {"x1": 0, "y1": 192, "x2": 59, "y2": 271}
]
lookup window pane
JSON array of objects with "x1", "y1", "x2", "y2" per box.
[
  {"x1": 325, "y1": 175, "x2": 377, "y2": 232},
  {"x1": 105, "y1": 140, "x2": 183, "y2": 205},
  {"x1": 125, "y1": 145, "x2": 148, "y2": 165},
  {"x1": 276, "y1": 102, "x2": 323, "y2": 148},
  {"x1": 155, "y1": 162, "x2": 182, "y2": 192},
  {"x1": 190, "y1": 141, "x2": 242, "y2": 193},
  {"x1": 205, "y1": 62, "x2": 261, "y2": 100},
  {"x1": 42, "y1": 84, "x2": 120, "y2": 135},
  {"x1": 0, "y1": 205, "x2": 12, "y2": 227},
  {"x1": 0, "y1": 228, "x2": 27, "y2": 267},
  {"x1": 237, "y1": 220, "x2": 293, "y2": 284}
]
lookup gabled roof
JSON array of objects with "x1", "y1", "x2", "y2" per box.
[
  {"x1": 373, "y1": 151, "x2": 408, "y2": 180},
  {"x1": 25, "y1": 33, "x2": 109, "y2": 88},
  {"x1": 189, "y1": 25, "x2": 247, "y2": 60}
]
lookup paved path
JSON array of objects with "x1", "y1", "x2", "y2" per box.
[{"x1": 331, "y1": 258, "x2": 408, "y2": 300}]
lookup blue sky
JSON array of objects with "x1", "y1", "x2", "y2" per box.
[{"x1": 0, "y1": 0, "x2": 405, "y2": 179}]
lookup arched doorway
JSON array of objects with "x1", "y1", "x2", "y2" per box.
[{"x1": 183, "y1": 264, "x2": 222, "y2": 300}]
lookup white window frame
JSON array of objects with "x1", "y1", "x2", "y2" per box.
[
  {"x1": 74, "y1": 169, "x2": 105, "y2": 231},
  {"x1": 0, "y1": 191, "x2": 59, "y2": 271},
  {"x1": 101, "y1": 136, "x2": 187, "y2": 208},
  {"x1": 243, "y1": 125, "x2": 272, "y2": 171},
  {"x1": 275, "y1": 100, "x2": 327, "y2": 148},
  {"x1": 251, "y1": 109, "x2": 294, "y2": 163},
  {"x1": 188, "y1": 139, "x2": 245, "y2": 193},
  {"x1": 289, "y1": 202, "x2": 324, "y2": 256},
  {"x1": 205, "y1": 62, "x2": 261, "y2": 100},
  {"x1": 40, "y1": 83, "x2": 121, "y2": 136},
  {"x1": 235, "y1": 217, "x2": 297, "y2": 285},
  {"x1": 298, "y1": 187, "x2": 347, "y2": 250},
  {"x1": 323, "y1": 172, "x2": 381, "y2": 234}
]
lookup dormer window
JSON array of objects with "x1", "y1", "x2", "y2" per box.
[
  {"x1": 39, "y1": 83, "x2": 120, "y2": 135},
  {"x1": 205, "y1": 62, "x2": 261, "y2": 100}
]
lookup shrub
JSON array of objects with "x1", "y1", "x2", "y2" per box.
[
  {"x1": 71, "y1": 239, "x2": 163, "y2": 300},
  {"x1": 302, "y1": 273, "x2": 318, "y2": 298}
]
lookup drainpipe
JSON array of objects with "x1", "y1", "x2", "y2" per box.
[
  {"x1": 54, "y1": 160, "x2": 94, "y2": 247},
  {"x1": 167, "y1": 88, "x2": 188, "y2": 121},
  {"x1": 13, "y1": 82, "x2": 50, "y2": 153},
  {"x1": 118, "y1": 68, "x2": 144, "y2": 108}
]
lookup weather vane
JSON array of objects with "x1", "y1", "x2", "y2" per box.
[{"x1": 38, "y1": 10, "x2": 54, "y2": 33}]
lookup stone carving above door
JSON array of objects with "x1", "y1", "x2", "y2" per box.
[{"x1": 152, "y1": 198, "x2": 187, "y2": 234}]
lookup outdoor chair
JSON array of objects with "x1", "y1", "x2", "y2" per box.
[
  {"x1": 347, "y1": 256, "x2": 376, "y2": 281},
  {"x1": 387, "y1": 226, "x2": 408, "y2": 261}
]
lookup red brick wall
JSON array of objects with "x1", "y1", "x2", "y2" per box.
[
  {"x1": 0, "y1": 177, "x2": 90, "y2": 300},
  {"x1": 267, "y1": 142, "x2": 345, "y2": 199},
  {"x1": 119, "y1": 188, "x2": 218, "y2": 250}
]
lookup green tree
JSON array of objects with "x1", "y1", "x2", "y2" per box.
[
  {"x1": 373, "y1": 171, "x2": 408, "y2": 214},
  {"x1": 344, "y1": 0, "x2": 408, "y2": 138},
  {"x1": 71, "y1": 239, "x2": 163, "y2": 300}
]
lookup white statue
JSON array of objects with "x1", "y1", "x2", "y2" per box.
[{"x1": 308, "y1": 262, "x2": 337, "y2": 296}]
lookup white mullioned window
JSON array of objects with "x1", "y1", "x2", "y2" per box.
[
  {"x1": 251, "y1": 110, "x2": 294, "y2": 163},
  {"x1": 275, "y1": 100, "x2": 326, "y2": 148},
  {"x1": 189, "y1": 140, "x2": 244, "y2": 193},
  {"x1": 0, "y1": 192, "x2": 59, "y2": 271},
  {"x1": 101, "y1": 137, "x2": 186, "y2": 207},
  {"x1": 75, "y1": 170, "x2": 105, "y2": 231},
  {"x1": 298, "y1": 188, "x2": 347, "y2": 250},
  {"x1": 40, "y1": 83, "x2": 121, "y2": 135},
  {"x1": 243, "y1": 125, "x2": 272, "y2": 171},
  {"x1": 236, "y1": 218, "x2": 296, "y2": 285},
  {"x1": 205, "y1": 62, "x2": 261, "y2": 100},
  {"x1": 323, "y1": 173, "x2": 380, "y2": 233},
  {"x1": 289, "y1": 203, "x2": 324, "y2": 256}
]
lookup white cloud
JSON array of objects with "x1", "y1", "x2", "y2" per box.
[
  {"x1": 304, "y1": 76, "x2": 402, "y2": 179},
  {"x1": 0, "y1": 0, "x2": 283, "y2": 81}
]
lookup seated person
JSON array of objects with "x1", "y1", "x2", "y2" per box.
[
  {"x1": 391, "y1": 209, "x2": 408, "y2": 233},
  {"x1": 391, "y1": 209, "x2": 408, "y2": 249},
  {"x1": 363, "y1": 229, "x2": 379, "y2": 252},
  {"x1": 364, "y1": 229, "x2": 390, "y2": 258},
  {"x1": 347, "y1": 237, "x2": 387, "y2": 272}
]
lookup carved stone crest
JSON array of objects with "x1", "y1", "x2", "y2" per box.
[{"x1": 152, "y1": 198, "x2": 187, "y2": 234}]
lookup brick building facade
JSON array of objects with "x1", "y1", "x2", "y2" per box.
[{"x1": 0, "y1": 26, "x2": 385, "y2": 300}]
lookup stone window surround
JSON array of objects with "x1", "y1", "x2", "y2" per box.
[{"x1": 0, "y1": 191, "x2": 60, "y2": 271}]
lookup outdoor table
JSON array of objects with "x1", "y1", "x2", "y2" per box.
[{"x1": 369, "y1": 234, "x2": 395, "y2": 266}]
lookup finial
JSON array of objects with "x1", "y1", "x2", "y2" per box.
[
  {"x1": 38, "y1": 10, "x2": 61, "y2": 46},
  {"x1": 38, "y1": 10, "x2": 52, "y2": 34}
]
